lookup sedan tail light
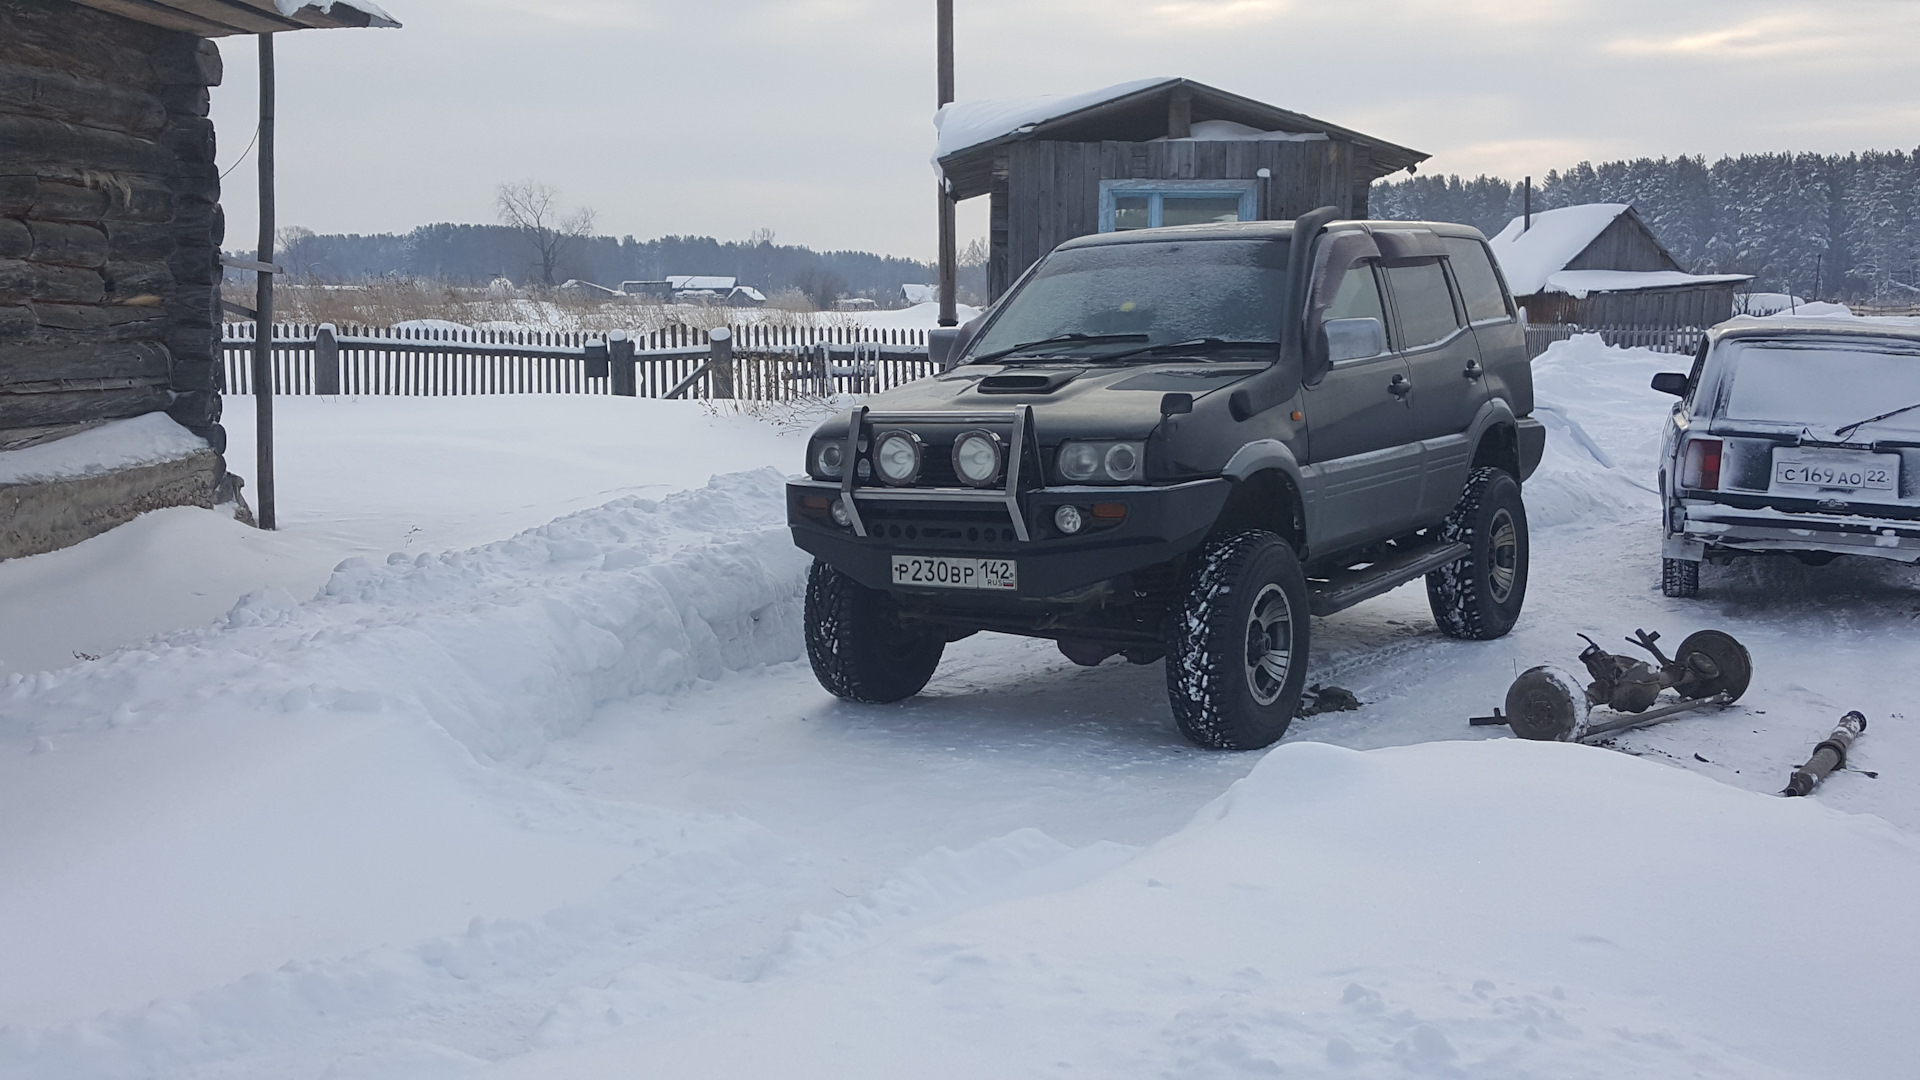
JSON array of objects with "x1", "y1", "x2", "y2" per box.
[{"x1": 1680, "y1": 437, "x2": 1723, "y2": 491}]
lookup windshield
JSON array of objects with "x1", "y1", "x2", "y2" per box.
[
  {"x1": 1720, "y1": 339, "x2": 1920, "y2": 436},
  {"x1": 968, "y1": 238, "x2": 1290, "y2": 362}
]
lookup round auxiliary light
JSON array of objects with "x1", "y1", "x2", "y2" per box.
[
  {"x1": 873, "y1": 430, "x2": 923, "y2": 486},
  {"x1": 1105, "y1": 443, "x2": 1141, "y2": 482},
  {"x1": 1054, "y1": 505, "x2": 1086, "y2": 535},
  {"x1": 1058, "y1": 442, "x2": 1100, "y2": 482},
  {"x1": 829, "y1": 498, "x2": 852, "y2": 527},
  {"x1": 951, "y1": 430, "x2": 1004, "y2": 487},
  {"x1": 814, "y1": 440, "x2": 845, "y2": 479}
]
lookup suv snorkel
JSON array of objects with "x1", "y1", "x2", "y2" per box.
[{"x1": 1229, "y1": 204, "x2": 1340, "y2": 422}]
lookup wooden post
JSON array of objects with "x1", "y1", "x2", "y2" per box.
[
  {"x1": 1168, "y1": 86, "x2": 1192, "y2": 139},
  {"x1": 936, "y1": 0, "x2": 958, "y2": 328},
  {"x1": 315, "y1": 323, "x2": 340, "y2": 395},
  {"x1": 709, "y1": 327, "x2": 734, "y2": 399},
  {"x1": 609, "y1": 331, "x2": 635, "y2": 396},
  {"x1": 251, "y1": 33, "x2": 277, "y2": 530}
]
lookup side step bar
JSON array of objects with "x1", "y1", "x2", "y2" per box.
[{"x1": 1306, "y1": 541, "x2": 1470, "y2": 617}]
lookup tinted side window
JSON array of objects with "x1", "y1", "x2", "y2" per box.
[
  {"x1": 1442, "y1": 237, "x2": 1511, "y2": 323},
  {"x1": 1325, "y1": 262, "x2": 1390, "y2": 340},
  {"x1": 1384, "y1": 261, "x2": 1460, "y2": 349}
]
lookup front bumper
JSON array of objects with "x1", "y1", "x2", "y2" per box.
[
  {"x1": 1668, "y1": 500, "x2": 1920, "y2": 564},
  {"x1": 787, "y1": 477, "x2": 1232, "y2": 599}
]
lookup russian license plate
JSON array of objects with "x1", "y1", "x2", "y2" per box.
[
  {"x1": 890, "y1": 554, "x2": 1017, "y2": 591},
  {"x1": 1771, "y1": 448, "x2": 1899, "y2": 494}
]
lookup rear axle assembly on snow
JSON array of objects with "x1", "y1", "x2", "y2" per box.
[
  {"x1": 1493, "y1": 627, "x2": 1753, "y2": 743},
  {"x1": 1783, "y1": 712, "x2": 1867, "y2": 797}
]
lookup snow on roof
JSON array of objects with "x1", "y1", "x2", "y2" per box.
[
  {"x1": 1544, "y1": 269, "x2": 1752, "y2": 298},
  {"x1": 934, "y1": 77, "x2": 1172, "y2": 162},
  {"x1": 1486, "y1": 204, "x2": 1632, "y2": 296},
  {"x1": 731, "y1": 286, "x2": 767, "y2": 302},
  {"x1": 275, "y1": 0, "x2": 397, "y2": 22},
  {"x1": 1154, "y1": 119, "x2": 1327, "y2": 143},
  {"x1": 667, "y1": 276, "x2": 737, "y2": 291}
]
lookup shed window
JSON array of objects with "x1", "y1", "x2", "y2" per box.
[{"x1": 1099, "y1": 182, "x2": 1258, "y2": 232}]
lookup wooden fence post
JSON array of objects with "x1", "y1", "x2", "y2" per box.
[
  {"x1": 315, "y1": 323, "x2": 340, "y2": 395},
  {"x1": 710, "y1": 327, "x2": 734, "y2": 399},
  {"x1": 609, "y1": 331, "x2": 635, "y2": 396}
]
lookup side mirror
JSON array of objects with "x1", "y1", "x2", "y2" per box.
[
  {"x1": 1160, "y1": 392, "x2": 1193, "y2": 417},
  {"x1": 928, "y1": 328, "x2": 961, "y2": 371},
  {"x1": 1322, "y1": 317, "x2": 1387, "y2": 364},
  {"x1": 1650, "y1": 372, "x2": 1689, "y2": 397}
]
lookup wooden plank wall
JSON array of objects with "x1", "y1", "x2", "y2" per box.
[
  {"x1": 997, "y1": 138, "x2": 1357, "y2": 300},
  {"x1": 0, "y1": 0, "x2": 226, "y2": 453},
  {"x1": 1564, "y1": 215, "x2": 1684, "y2": 274},
  {"x1": 1523, "y1": 284, "x2": 1737, "y2": 329}
]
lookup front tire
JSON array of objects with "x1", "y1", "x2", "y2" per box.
[
  {"x1": 1167, "y1": 531, "x2": 1311, "y2": 751},
  {"x1": 1428, "y1": 467, "x2": 1529, "y2": 639},
  {"x1": 804, "y1": 560, "x2": 944, "y2": 703}
]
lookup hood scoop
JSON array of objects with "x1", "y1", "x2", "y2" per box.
[{"x1": 976, "y1": 370, "x2": 1081, "y2": 395}]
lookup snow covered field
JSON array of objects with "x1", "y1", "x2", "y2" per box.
[{"x1": 4, "y1": 337, "x2": 1919, "y2": 1078}]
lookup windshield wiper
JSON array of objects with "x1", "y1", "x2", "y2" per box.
[
  {"x1": 1076, "y1": 338, "x2": 1280, "y2": 364},
  {"x1": 1834, "y1": 399, "x2": 1920, "y2": 439},
  {"x1": 968, "y1": 333, "x2": 1149, "y2": 365}
]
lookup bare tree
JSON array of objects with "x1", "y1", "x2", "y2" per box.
[{"x1": 496, "y1": 180, "x2": 597, "y2": 286}]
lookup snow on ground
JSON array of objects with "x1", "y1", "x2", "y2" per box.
[
  {"x1": 5, "y1": 334, "x2": 1920, "y2": 1078},
  {"x1": 0, "y1": 396, "x2": 809, "y2": 677}
]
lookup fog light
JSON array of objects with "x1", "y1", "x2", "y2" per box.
[
  {"x1": 1054, "y1": 505, "x2": 1085, "y2": 535},
  {"x1": 830, "y1": 499, "x2": 852, "y2": 527}
]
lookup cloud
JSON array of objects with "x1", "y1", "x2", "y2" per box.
[
  {"x1": 1146, "y1": 0, "x2": 1290, "y2": 28},
  {"x1": 1607, "y1": 14, "x2": 1844, "y2": 60}
]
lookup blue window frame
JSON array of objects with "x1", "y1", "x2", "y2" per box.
[{"x1": 1098, "y1": 180, "x2": 1259, "y2": 232}]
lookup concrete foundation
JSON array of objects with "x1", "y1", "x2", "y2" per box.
[{"x1": 0, "y1": 449, "x2": 224, "y2": 561}]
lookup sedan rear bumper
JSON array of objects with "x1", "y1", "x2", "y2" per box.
[{"x1": 1669, "y1": 501, "x2": 1920, "y2": 564}]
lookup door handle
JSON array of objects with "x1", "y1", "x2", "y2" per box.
[
  {"x1": 1463, "y1": 359, "x2": 1484, "y2": 380},
  {"x1": 1388, "y1": 373, "x2": 1412, "y2": 399}
]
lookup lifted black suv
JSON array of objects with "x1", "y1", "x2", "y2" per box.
[{"x1": 788, "y1": 208, "x2": 1546, "y2": 749}]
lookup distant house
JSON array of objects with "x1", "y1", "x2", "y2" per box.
[
  {"x1": 618, "y1": 277, "x2": 764, "y2": 306},
  {"x1": 1487, "y1": 204, "x2": 1752, "y2": 328},
  {"x1": 831, "y1": 297, "x2": 879, "y2": 312},
  {"x1": 935, "y1": 77, "x2": 1428, "y2": 301},
  {"x1": 0, "y1": 0, "x2": 395, "y2": 561},
  {"x1": 902, "y1": 284, "x2": 938, "y2": 305},
  {"x1": 557, "y1": 279, "x2": 622, "y2": 299}
]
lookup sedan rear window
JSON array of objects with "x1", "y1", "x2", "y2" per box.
[{"x1": 1721, "y1": 340, "x2": 1920, "y2": 436}]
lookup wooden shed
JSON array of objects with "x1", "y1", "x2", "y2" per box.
[
  {"x1": 0, "y1": 0, "x2": 394, "y2": 560},
  {"x1": 1486, "y1": 203, "x2": 1751, "y2": 329},
  {"x1": 934, "y1": 78, "x2": 1428, "y2": 301}
]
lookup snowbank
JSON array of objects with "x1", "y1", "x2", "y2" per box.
[
  {"x1": 496, "y1": 739, "x2": 1920, "y2": 1079},
  {"x1": 0, "y1": 413, "x2": 206, "y2": 486},
  {"x1": 1518, "y1": 334, "x2": 1675, "y2": 528}
]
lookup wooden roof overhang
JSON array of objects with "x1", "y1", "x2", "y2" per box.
[
  {"x1": 65, "y1": 0, "x2": 398, "y2": 37},
  {"x1": 939, "y1": 78, "x2": 1428, "y2": 201}
]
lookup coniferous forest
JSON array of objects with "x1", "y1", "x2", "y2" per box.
[{"x1": 1370, "y1": 151, "x2": 1920, "y2": 303}]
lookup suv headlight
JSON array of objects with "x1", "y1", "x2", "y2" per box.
[
  {"x1": 951, "y1": 429, "x2": 1004, "y2": 487},
  {"x1": 810, "y1": 439, "x2": 845, "y2": 480},
  {"x1": 1057, "y1": 441, "x2": 1145, "y2": 484},
  {"x1": 872, "y1": 429, "x2": 924, "y2": 486}
]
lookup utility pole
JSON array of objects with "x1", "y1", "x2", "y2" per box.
[
  {"x1": 252, "y1": 33, "x2": 277, "y2": 529},
  {"x1": 936, "y1": 0, "x2": 957, "y2": 327}
]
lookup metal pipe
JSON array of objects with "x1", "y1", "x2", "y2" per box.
[
  {"x1": 251, "y1": 33, "x2": 277, "y2": 530},
  {"x1": 1579, "y1": 692, "x2": 1729, "y2": 741},
  {"x1": 1783, "y1": 712, "x2": 1867, "y2": 797},
  {"x1": 935, "y1": 0, "x2": 957, "y2": 328}
]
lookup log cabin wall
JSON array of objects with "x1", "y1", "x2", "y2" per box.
[
  {"x1": 0, "y1": 0, "x2": 226, "y2": 466},
  {"x1": 1520, "y1": 283, "x2": 1737, "y2": 329},
  {"x1": 992, "y1": 138, "x2": 1357, "y2": 300}
]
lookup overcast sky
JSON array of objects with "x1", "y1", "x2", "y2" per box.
[{"x1": 211, "y1": 0, "x2": 1920, "y2": 264}]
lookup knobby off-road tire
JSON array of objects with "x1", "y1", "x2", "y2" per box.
[
  {"x1": 1662, "y1": 557, "x2": 1700, "y2": 598},
  {"x1": 1167, "y1": 530, "x2": 1311, "y2": 751},
  {"x1": 1428, "y1": 467, "x2": 1529, "y2": 640},
  {"x1": 804, "y1": 560, "x2": 945, "y2": 704}
]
